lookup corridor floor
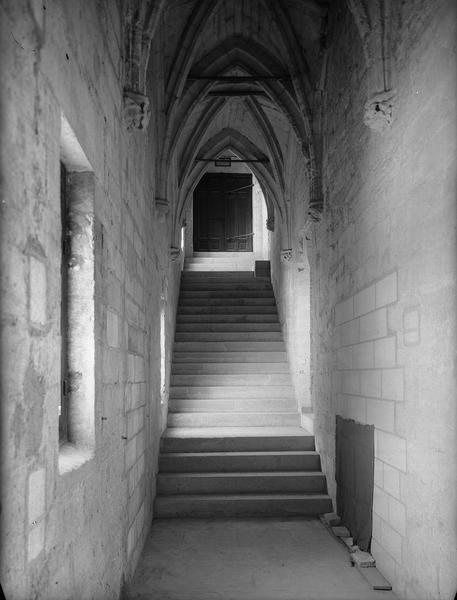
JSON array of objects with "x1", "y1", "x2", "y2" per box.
[{"x1": 125, "y1": 518, "x2": 397, "y2": 600}]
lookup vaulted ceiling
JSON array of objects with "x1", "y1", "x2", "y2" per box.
[{"x1": 130, "y1": 0, "x2": 331, "y2": 235}]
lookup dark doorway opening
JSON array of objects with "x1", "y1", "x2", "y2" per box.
[{"x1": 193, "y1": 173, "x2": 253, "y2": 252}]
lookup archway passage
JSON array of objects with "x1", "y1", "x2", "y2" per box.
[{"x1": 193, "y1": 173, "x2": 253, "y2": 252}]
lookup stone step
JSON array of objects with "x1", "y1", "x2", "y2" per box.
[
  {"x1": 182, "y1": 270, "x2": 254, "y2": 276},
  {"x1": 175, "y1": 331, "x2": 283, "y2": 342},
  {"x1": 176, "y1": 322, "x2": 281, "y2": 332},
  {"x1": 178, "y1": 305, "x2": 277, "y2": 315},
  {"x1": 167, "y1": 411, "x2": 300, "y2": 428},
  {"x1": 182, "y1": 278, "x2": 261, "y2": 285},
  {"x1": 161, "y1": 428, "x2": 315, "y2": 453},
  {"x1": 173, "y1": 351, "x2": 288, "y2": 363},
  {"x1": 157, "y1": 471, "x2": 328, "y2": 495},
  {"x1": 179, "y1": 297, "x2": 276, "y2": 306},
  {"x1": 173, "y1": 341, "x2": 285, "y2": 352},
  {"x1": 180, "y1": 291, "x2": 274, "y2": 300},
  {"x1": 172, "y1": 362, "x2": 289, "y2": 374},
  {"x1": 181, "y1": 274, "x2": 256, "y2": 281},
  {"x1": 169, "y1": 398, "x2": 297, "y2": 413},
  {"x1": 184, "y1": 265, "x2": 254, "y2": 272},
  {"x1": 181, "y1": 282, "x2": 272, "y2": 291},
  {"x1": 184, "y1": 258, "x2": 254, "y2": 265},
  {"x1": 170, "y1": 385, "x2": 294, "y2": 399},
  {"x1": 177, "y1": 314, "x2": 280, "y2": 323},
  {"x1": 170, "y1": 373, "x2": 292, "y2": 387},
  {"x1": 192, "y1": 252, "x2": 254, "y2": 258},
  {"x1": 154, "y1": 493, "x2": 333, "y2": 518},
  {"x1": 159, "y1": 450, "x2": 321, "y2": 472}
]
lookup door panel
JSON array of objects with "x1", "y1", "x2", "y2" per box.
[{"x1": 193, "y1": 173, "x2": 252, "y2": 252}]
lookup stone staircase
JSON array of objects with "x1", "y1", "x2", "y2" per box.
[
  {"x1": 184, "y1": 251, "x2": 255, "y2": 272},
  {"x1": 154, "y1": 267, "x2": 332, "y2": 518}
]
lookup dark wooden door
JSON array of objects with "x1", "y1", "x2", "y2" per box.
[{"x1": 193, "y1": 173, "x2": 253, "y2": 252}]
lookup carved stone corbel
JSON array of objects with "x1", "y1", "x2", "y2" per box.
[
  {"x1": 169, "y1": 246, "x2": 181, "y2": 262},
  {"x1": 363, "y1": 89, "x2": 396, "y2": 133},
  {"x1": 307, "y1": 198, "x2": 324, "y2": 222},
  {"x1": 155, "y1": 197, "x2": 169, "y2": 222},
  {"x1": 123, "y1": 90, "x2": 151, "y2": 132},
  {"x1": 346, "y1": 1, "x2": 394, "y2": 132},
  {"x1": 280, "y1": 248, "x2": 293, "y2": 263},
  {"x1": 266, "y1": 217, "x2": 275, "y2": 232}
]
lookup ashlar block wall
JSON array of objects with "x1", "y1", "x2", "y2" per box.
[
  {"x1": 310, "y1": 1, "x2": 457, "y2": 598},
  {"x1": 0, "y1": 2, "x2": 180, "y2": 598},
  {"x1": 333, "y1": 273, "x2": 407, "y2": 568}
]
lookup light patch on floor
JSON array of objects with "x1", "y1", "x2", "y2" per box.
[{"x1": 125, "y1": 518, "x2": 397, "y2": 600}]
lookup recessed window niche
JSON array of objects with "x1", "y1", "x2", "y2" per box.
[{"x1": 59, "y1": 113, "x2": 95, "y2": 473}]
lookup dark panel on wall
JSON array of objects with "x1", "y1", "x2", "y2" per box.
[{"x1": 335, "y1": 415, "x2": 374, "y2": 551}]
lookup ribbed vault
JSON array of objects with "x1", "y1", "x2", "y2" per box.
[{"x1": 145, "y1": 0, "x2": 329, "y2": 241}]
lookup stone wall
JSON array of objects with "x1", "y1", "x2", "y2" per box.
[
  {"x1": 270, "y1": 131, "x2": 312, "y2": 411},
  {"x1": 309, "y1": 1, "x2": 457, "y2": 597},
  {"x1": 0, "y1": 2, "x2": 179, "y2": 598}
]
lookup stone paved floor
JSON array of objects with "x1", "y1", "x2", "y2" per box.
[{"x1": 125, "y1": 518, "x2": 397, "y2": 600}]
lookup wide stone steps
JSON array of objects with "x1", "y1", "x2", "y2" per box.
[
  {"x1": 171, "y1": 373, "x2": 291, "y2": 386},
  {"x1": 178, "y1": 305, "x2": 277, "y2": 314},
  {"x1": 154, "y1": 266, "x2": 331, "y2": 519},
  {"x1": 157, "y1": 471, "x2": 327, "y2": 495},
  {"x1": 169, "y1": 398, "x2": 297, "y2": 413},
  {"x1": 175, "y1": 322, "x2": 281, "y2": 332},
  {"x1": 180, "y1": 290, "x2": 274, "y2": 298},
  {"x1": 181, "y1": 282, "x2": 272, "y2": 291},
  {"x1": 173, "y1": 341, "x2": 286, "y2": 353},
  {"x1": 177, "y1": 314, "x2": 279, "y2": 323},
  {"x1": 159, "y1": 450, "x2": 322, "y2": 473},
  {"x1": 179, "y1": 297, "x2": 275, "y2": 306},
  {"x1": 172, "y1": 351, "x2": 288, "y2": 363},
  {"x1": 181, "y1": 272, "x2": 256, "y2": 280},
  {"x1": 192, "y1": 252, "x2": 252, "y2": 258},
  {"x1": 184, "y1": 255, "x2": 255, "y2": 273},
  {"x1": 167, "y1": 412, "x2": 301, "y2": 428},
  {"x1": 155, "y1": 493, "x2": 332, "y2": 518},
  {"x1": 174, "y1": 331, "x2": 283, "y2": 341},
  {"x1": 170, "y1": 385, "x2": 293, "y2": 399},
  {"x1": 172, "y1": 362, "x2": 290, "y2": 374},
  {"x1": 182, "y1": 269, "x2": 254, "y2": 275},
  {"x1": 161, "y1": 427, "x2": 316, "y2": 452}
]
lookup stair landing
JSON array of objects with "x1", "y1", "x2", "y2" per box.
[{"x1": 184, "y1": 251, "x2": 255, "y2": 272}]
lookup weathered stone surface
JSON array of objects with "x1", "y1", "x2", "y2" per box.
[
  {"x1": 310, "y1": 2, "x2": 457, "y2": 598},
  {"x1": 1, "y1": 1, "x2": 456, "y2": 600},
  {"x1": 332, "y1": 526, "x2": 351, "y2": 538},
  {"x1": 351, "y1": 549, "x2": 376, "y2": 568}
]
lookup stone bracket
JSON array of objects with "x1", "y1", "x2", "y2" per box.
[
  {"x1": 280, "y1": 248, "x2": 292, "y2": 263},
  {"x1": 363, "y1": 89, "x2": 396, "y2": 133},
  {"x1": 123, "y1": 90, "x2": 151, "y2": 132},
  {"x1": 266, "y1": 217, "x2": 275, "y2": 232},
  {"x1": 169, "y1": 246, "x2": 181, "y2": 262},
  {"x1": 155, "y1": 197, "x2": 169, "y2": 221}
]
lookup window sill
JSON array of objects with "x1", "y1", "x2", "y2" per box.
[{"x1": 59, "y1": 443, "x2": 93, "y2": 475}]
